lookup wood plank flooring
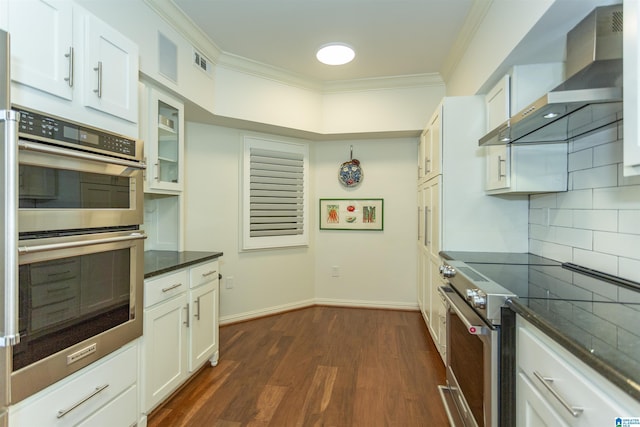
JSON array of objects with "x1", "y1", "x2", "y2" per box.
[{"x1": 147, "y1": 306, "x2": 448, "y2": 426}]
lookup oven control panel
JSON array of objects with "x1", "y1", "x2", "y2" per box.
[{"x1": 14, "y1": 107, "x2": 140, "y2": 161}]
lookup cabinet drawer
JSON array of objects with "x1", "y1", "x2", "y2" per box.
[
  {"x1": 77, "y1": 384, "x2": 137, "y2": 427},
  {"x1": 190, "y1": 260, "x2": 219, "y2": 289},
  {"x1": 144, "y1": 269, "x2": 188, "y2": 307},
  {"x1": 9, "y1": 344, "x2": 137, "y2": 427},
  {"x1": 517, "y1": 324, "x2": 631, "y2": 425}
]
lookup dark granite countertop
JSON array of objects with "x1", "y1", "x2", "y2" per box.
[
  {"x1": 144, "y1": 250, "x2": 223, "y2": 278},
  {"x1": 508, "y1": 298, "x2": 640, "y2": 403},
  {"x1": 439, "y1": 251, "x2": 640, "y2": 403}
]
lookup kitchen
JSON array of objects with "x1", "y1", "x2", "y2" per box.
[{"x1": 1, "y1": 0, "x2": 640, "y2": 426}]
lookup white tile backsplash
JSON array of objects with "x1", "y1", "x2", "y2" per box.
[
  {"x1": 593, "y1": 141, "x2": 623, "y2": 167},
  {"x1": 529, "y1": 123, "x2": 640, "y2": 280},
  {"x1": 557, "y1": 188, "x2": 593, "y2": 209},
  {"x1": 573, "y1": 210, "x2": 617, "y2": 232},
  {"x1": 619, "y1": 211, "x2": 640, "y2": 235},
  {"x1": 570, "y1": 164, "x2": 618, "y2": 190},
  {"x1": 568, "y1": 148, "x2": 593, "y2": 172}
]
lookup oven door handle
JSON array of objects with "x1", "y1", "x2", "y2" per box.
[
  {"x1": 18, "y1": 140, "x2": 146, "y2": 170},
  {"x1": 438, "y1": 286, "x2": 491, "y2": 336},
  {"x1": 1, "y1": 110, "x2": 21, "y2": 347},
  {"x1": 18, "y1": 232, "x2": 147, "y2": 254}
]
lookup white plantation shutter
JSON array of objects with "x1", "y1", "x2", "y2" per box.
[{"x1": 243, "y1": 137, "x2": 308, "y2": 249}]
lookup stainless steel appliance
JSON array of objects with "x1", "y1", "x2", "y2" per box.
[
  {"x1": 437, "y1": 260, "x2": 514, "y2": 427},
  {"x1": 1, "y1": 29, "x2": 146, "y2": 411},
  {"x1": 0, "y1": 27, "x2": 15, "y2": 427},
  {"x1": 16, "y1": 106, "x2": 144, "y2": 233},
  {"x1": 479, "y1": 4, "x2": 623, "y2": 146},
  {"x1": 437, "y1": 252, "x2": 640, "y2": 426}
]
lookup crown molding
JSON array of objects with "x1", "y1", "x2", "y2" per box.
[
  {"x1": 440, "y1": 0, "x2": 493, "y2": 84},
  {"x1": 146, "y1": 0, "x2": 445, "y2": 94}
]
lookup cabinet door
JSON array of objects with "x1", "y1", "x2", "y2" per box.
[
  {"x1": 7, "y1": 0, "x2": 73, "y2": 100},
  {"x1": 624, "y1": 0, "x2": 640, "y2": 176},
  {"x1": 517, "y1": 372, "x2": 569, "y2": 427},
  {"x1": 83, "y1": 14, "x2": 138, "y2": 122},
  {"x1": 189, "y1": 282, "x2": 218, "y2": 371},
  {"x1": 426, "y1": 109, "x2": 442, "y2": 180},
  {"x1": 146, "y1": 89, "x2": 185, "y2": 192},
  {"x1": 429, "y1": 256, "x2": 445, "y2": 364},
  {"x1": 485, "y1": 145, "x2": 510, "y2": 190},
  {"x1": 426, "y1": 177, "x2": 441, "y2": 259},
  {"x1": 486, "y1": 75, "x2": 510, "y2": 131},
  {"x1": 143, "y1": 293, "x2": 188, "y2": 413}
]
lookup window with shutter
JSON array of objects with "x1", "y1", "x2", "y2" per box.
[{"x1": 242, "y1": 136, "x2": 309, "y2": 250}]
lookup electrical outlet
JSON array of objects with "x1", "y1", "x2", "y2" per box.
[
  {"x1": 225, "y1": 276, "x2": 234, "y2": 289},
  {"x1": 331, "y1": 266, "x2": 340, "y2": 277}
]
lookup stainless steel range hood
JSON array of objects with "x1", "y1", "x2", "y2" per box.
[{"x1": 479, "y1": 4, "x2": 623, "y2": 146}]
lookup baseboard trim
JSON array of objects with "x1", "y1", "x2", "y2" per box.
[{"x1": 219, "y1": 298, "x2": 418, "y2": 325}]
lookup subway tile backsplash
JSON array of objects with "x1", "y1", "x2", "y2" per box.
[{"x1": 529, "y1": 123, "x2": 640, "y2": 283}]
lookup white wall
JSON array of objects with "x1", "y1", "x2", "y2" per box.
[
  {"x1": 183, "y1": 123, "x2": 316, "y2": 323},
  {"x1": 313, "y1": 138, "x2": 418, "y2": 309},
  {"x1": 184, "y1": 123, "x2": 419, "y2": 320},
  {"x1": 445, "y1": 0, "x2": 554, "y2": 96},
  {"x1": 529, "y1": 122, "x2": 640, "y2": 282}
]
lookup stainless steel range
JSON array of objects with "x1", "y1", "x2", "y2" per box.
[
  {"x1": 437, "y1": 252, "x2": 640, "y2": 427},
  {"x1": 437, "y1": 259, "x2": 519, "y2": 427}
]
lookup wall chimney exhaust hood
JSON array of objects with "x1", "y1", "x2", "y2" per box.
[{"x1": 479, "y1": 4, "x2": 623, "y2": 147}]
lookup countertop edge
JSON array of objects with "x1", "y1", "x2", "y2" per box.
[
  {"x1": 144, "y1": 251, "x2": 224, "y2": 279},
  {"x1": 507, "y1": 298, "x2": 640, "y2": 403}
]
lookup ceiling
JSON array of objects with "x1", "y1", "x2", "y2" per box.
[{"x1": 171, "y1": 0, "x2": 477, "y2": 83}]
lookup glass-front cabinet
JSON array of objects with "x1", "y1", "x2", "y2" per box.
[{"x1": 146, "y1": 89, "x2": 184, "y2": 192}]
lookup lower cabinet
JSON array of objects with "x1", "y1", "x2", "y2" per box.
[
  {"x1": 9, "y1": 342, "x2": 138, "y2": 427},
  {"x1": 141, "y1": 259, "x2": 219, "y2": 416},
  {"x1": 516, "y1": 317, "x2": 640, "y2": 426}
]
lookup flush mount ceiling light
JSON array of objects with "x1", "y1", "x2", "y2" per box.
[{"x1": 316, "y1": 43, "x2": 355, "y2": 65}]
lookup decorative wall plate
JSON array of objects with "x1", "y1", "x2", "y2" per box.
[{"x1": 338, "y1": 146, "x2": 363, "y2": 187}]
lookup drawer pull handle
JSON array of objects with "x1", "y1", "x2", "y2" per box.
[
  {"x1": 533, "y1": 371, "x2": 583, "y2": 417},
  {"x1": 162, "y1": 283, "x2": 183, "y2": 293},
  {"x1": 57, "y1": 384, "x2": 109, "y2": 418},
  {"x1": 202, "y1": 270, "x2": 217, "y2": 278}
]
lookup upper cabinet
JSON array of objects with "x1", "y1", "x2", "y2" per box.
[
  {"x1": 6, "y1": 0, "x2": 74, "y2": 101},
  {"x1": 82, "y1": 14, "x2": 138, "y2": 122},
  {"x1": 624, "y1": 0, "x2": 640, "y2": 176},
  {"x1": 418, "y1": 108, "x2": 441, "y2": 184},
  {"x1": 144, "y1": 87, "x2": 185, "y2": 193},
  {"x1": 483, "y1": 65, "x2": 568, "y2": 195},
  {"x1": 3, "y1": 0, "x2": 139, "y2": 133}
]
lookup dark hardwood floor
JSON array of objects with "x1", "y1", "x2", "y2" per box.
[{"x1": 147, "y1": 306, "x2": 448, "y2": 426}]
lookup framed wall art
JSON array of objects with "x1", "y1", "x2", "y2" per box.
[{"x1": 319, "y1": 198, "x2": 384, "y2": 231}]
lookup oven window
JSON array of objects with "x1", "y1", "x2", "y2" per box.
[
  {"x1": 18, "y1": 165, "x2": 130, "y2": 209},
  {"x1": 449, "y1": 310, "x2": 485, "y2": 426},
  {"x1": 13, "y1": 248, "x2": 132, "y2": 371}
]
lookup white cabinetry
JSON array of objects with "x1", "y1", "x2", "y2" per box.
[
  {"x1": 144, "y1": 88, "x2": 185, "y2": 193},
  {"x1": 3, "y1": 0, "x2": 138, "y2": 133},
  {"x1": 484, "y1": 66, "x2": 568, "y2": 195},
  {"x1": 142, "y1": 269, "x2": 189, "y2": 413},
  {"x1": 82, "y1": 13, "x2": 138, "y2": 122},
  {"x1": 141, "y1": 260, "x2": 219, "y2": 415},
  {"x1": 9, "y1": 342, "x2": 138, "y2": 427},
  {"x1": 624, "y1": 0, "x2": 640, "y2": 176},
  {"x1": 516, "y1": 317, "x2": 640, "y2": 426},
  {"x1": 418, "y1": 110, "x2": 441, "y2": 183},
  {"x1": 5, "y1": 0, "x2": 74, "y2": 101}
]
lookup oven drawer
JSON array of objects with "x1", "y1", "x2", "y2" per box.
[
  {"x1": 517, "y1": 320, "x2": 636, "y2": 425},
  {"x1": 190, "y1": 260, "x2": 219, "y2": 289},
  {"x1": 144, "y1": 270, "x2": 189, "y2": 308},
  {"x1": 9, "y1": 343, "x2": 137, "y2": 427}
]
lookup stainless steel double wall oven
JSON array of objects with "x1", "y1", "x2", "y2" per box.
[{"x1": 3, "y1": 106, "x2": 145, "y2": 404}]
